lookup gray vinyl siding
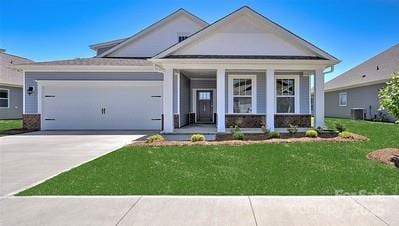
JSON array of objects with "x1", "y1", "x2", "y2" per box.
[
  {"x1": 24, "y1": 72, "x2": 163, "y2": 114},
  {"x1": 325, "y1": 83, "x2": 396, "y2": 122},
  {"x1": 0, "y1": 86, "x2": 23, "y2": 119},
  {"x1": 257, "y1": 72, "x2": 266, "y2": 113},
  {"x1": 179, "y1": 74, "x2": 190, "y2": 126},
  {"x1": 300, "y1": 75, "x2": 310, "y2": 114},
  {"x1": 225, "y1": 71, "x2": 266, "y2": 114}
]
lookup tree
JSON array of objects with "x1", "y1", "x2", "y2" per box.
[{"x1": 379, "y1": 72, "x2": 399, "y2": 122}]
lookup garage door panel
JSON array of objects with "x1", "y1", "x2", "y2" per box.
[{"x1": 41, "y1": 82, "x2": 162, "y2": 130}]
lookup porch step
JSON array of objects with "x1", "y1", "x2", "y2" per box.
[{"x1": 163, "y1": 134, "x2": 216, "y2": 141}]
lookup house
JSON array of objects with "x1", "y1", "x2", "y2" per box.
[
  {"x1": 324, "y1": 44, "x2": 399, "y2": 122},
  {"x1": 0, "y1": 50, "x2": 32, "y2": 119},
  {"x1": 15, "y1": 6, "x2": 339, "y2": 132}
]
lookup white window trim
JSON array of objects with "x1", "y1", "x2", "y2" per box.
[
  {"x1": 192, "y1": 88, "x2": 216, "y2": 123},
  {"x1": 228, "y1": 74, "x2": 257, "y2": 114},
  {"x1": 275, "y1": 74, "x2": 300, "y2": 114},
  {"x1": 0, "y1": 88, "x2": 10, "y2": 108},
  {"x1": 339, "y1": 92, "x2": 347, "y2": 106}
]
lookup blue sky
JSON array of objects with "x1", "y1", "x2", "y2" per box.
[{"x1": 1, "y1": 0, "x2": 398, "y2": 81}]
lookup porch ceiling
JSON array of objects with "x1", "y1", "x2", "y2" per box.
[{"x1": 180, "y1": 69, "x2": 216, "y2": 79}]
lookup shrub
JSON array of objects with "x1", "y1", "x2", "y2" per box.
[
  {"x1": 339, "y1": 131, "x2": 354, "y2": 139},
  {"x1": 231, "y1": 125, "x2": 245, "y2": 140},
  {"x1": 191, "y1": 134, "x2": 206, "y2": 142},
  {"x1": 232, "y1": 131, "x2": 245, "y2": 140},
  {"x1": 335, "y1": 123, "x2": 346, "y2": 133},
  {"x1": 146, "y1": 134, "x2": 165, "y2": 143},
  {"x1": 261, "y1": 125, "x2": 270, "y2": 135},
  {"x1": 305, "y1": 129, "x2": 318, "y2": 138},
  {"x1": 268, "y1": 131, "x2": 280, "y2": 139},
  {"x1": 287, "y1": 124, "x2": 298, "y2": 135},
  {"x1": 379, "y1": 72, "x2": 399, "y2": 119}
]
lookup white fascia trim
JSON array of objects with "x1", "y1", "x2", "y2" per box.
[
  {"x1": 227, "y1": 74, "x2": 257, "y2": 114},
  {"x1": 151, "y1": 59, "x2": 335, "y2": 68},
  {"x1": 35, "y1": 80, "x2": 163, "y2": 87},
  {"x1": 89, "y1": 38, "x2": 127, "y2": 50},
  {"x1": 17, "y1": 65, "x2": 156, "y2": 72},
  {"x1": 325, "y1": 80, "x2": 389, "y2": 93},
  {"x1": 98, "y1": 9, "x2": 208, "y2": 58},
  {"x1": 0, "y1": 83, "x2": 22, "y2": 88},
  {"x1": 275, "y1": 74, "x2": 300, "y2": 114}
]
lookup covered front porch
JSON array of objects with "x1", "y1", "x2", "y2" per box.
[{"x1": 160, "y1": 62, "x2": 326, "y2": 134}]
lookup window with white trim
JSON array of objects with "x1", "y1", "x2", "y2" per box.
[
  {"x1": 233, "y1": 78, "x2": 253, "y2": 113},
  {"x1": 0, "y1": 89, "x2": 9, "y2": 108},
  {"x1": 339, "y1": 92, "x2": 347, "y2": 106},
  {"x1": 276, "y1": 78, "x2": 296, "y2": 113}
]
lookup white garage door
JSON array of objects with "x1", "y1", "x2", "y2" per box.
[{"x1": 40, "y1": 81, "x2": 162, "y2": 130}]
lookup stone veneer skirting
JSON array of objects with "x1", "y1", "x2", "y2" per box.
[
  {"x1": 22, "y1": 114, "x2": 41, "y2": 130},
  {"x1": 274, "y1": 114, "x2": 311, "y2": 128},
  {"x1": 225, "y1": 114, "x2": 266, "y2": 128}
]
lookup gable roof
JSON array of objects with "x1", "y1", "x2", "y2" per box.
[
  {"x1": 97, "y1": 8, "x2": 208, "y2": 58},
  {"x1": 325, "y1": 44, "x2": 399, "y2": 92},
  {"x1": 153, "y1": 6, "x2": 339, "y2": 63}
]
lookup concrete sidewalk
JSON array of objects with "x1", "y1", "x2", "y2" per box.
[{"x1": 1, "y1": 196, "x2": 397, "y2": 226}]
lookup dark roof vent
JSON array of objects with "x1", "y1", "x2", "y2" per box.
[{"x1": 362, "y1": 74, "x2": 366, "y2": 78}]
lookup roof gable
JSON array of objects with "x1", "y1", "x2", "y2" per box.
[
  {"x1": 98, "y1": 9, "x2": 208, "y2": 58},
  {"x1": 154, "y1": 6, "x2": 338, "y2": 62}
]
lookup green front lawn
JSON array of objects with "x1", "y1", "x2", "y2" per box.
[
  {"x1": 19, "y1": 118, "x2": 399, "y2": 195},
  {"x1": 0, "y1": 120, "x2": 23, "y2": 136}
]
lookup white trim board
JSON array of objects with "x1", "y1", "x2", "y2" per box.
[
  {"x1": 274, "y1": 74, "x2": 300, "y2": 114},
  {"x1": 227, "y1": 74, "x2": 257, "y2": 114},
  {"x1": 0, "y1": 88, "x2": 10, "y2": 108}
]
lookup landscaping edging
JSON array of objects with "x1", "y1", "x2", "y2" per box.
[
  {"x1": 367, "y1": 148, "x2": 399, "y2": 168},
  {"x1": 129, "y1": 133, "x2": 368, "y2": 147}
]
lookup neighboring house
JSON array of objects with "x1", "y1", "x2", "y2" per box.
[
  {"x1": 325, "y1": 44, "x2": 399, "y2": 122},
  {"x1": 0, "y1": 50, "x2": 33, "y2": 119},
  {"x1": 15, "y1": 6, "x2": 339, "y2": 132}
]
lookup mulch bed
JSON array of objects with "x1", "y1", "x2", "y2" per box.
[
  {"x1": 128, "y1": 133, "x2": 368, "y2": 147},
  {"x1": 367, "y1": 148, "x2": 399, "y2": 168}
]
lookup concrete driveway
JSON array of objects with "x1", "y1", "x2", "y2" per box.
[{"x1": 0, "y1": 131, "x2": 148, "y2": 197}]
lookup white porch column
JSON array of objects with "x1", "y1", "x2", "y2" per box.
[
  {"x1": 163, "y1": 67, "x2": 174, "y2": 133},
  {"x1": 266, "y1": 69, "x2": 275, "y2": 131},
  {"x1": 216, "y1": 68, "x2": 226, "y2": 132},
  {"x1": 314, "y1": 69, "x2": 325, "y2": 128}
]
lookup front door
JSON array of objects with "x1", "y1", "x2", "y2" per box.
[{"x1": 197, "y1": 90, "x2": 213, "y2": 123}]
